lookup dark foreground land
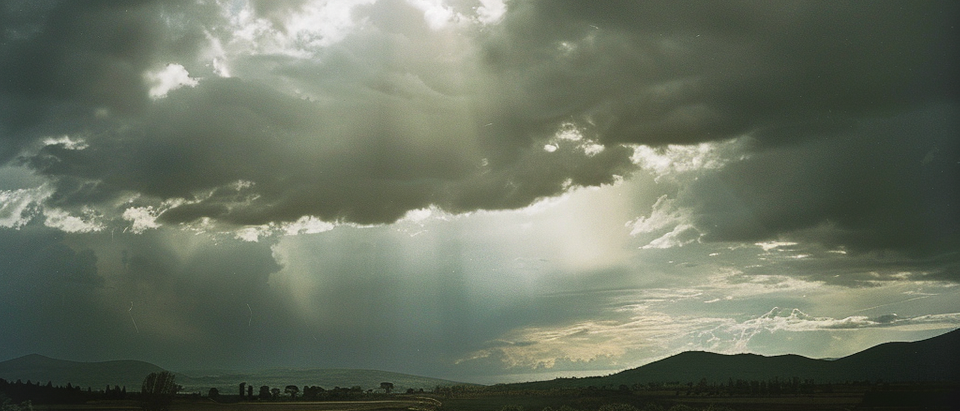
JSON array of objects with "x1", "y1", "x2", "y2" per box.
[
  {"x1": 29, "y1": 397, "x2": 440, "y2": 411},
  {"x1": 20, "y1": 383, "x2": 960, "y2": 411}
]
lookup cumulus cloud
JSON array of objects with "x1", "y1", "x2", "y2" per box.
[
  {"x1": 145, "y1": 63, "x2": 199, "y2": 98},
  {"x1": 702, "y1": 307, "x2": 960, "y2": 354}
]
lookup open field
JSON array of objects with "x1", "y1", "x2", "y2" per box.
[
  {"x1": 436, "y1": 393, "x2": 866, "y2": 411},
  {"x1": 23, "y1": 390, "x2": 960, "y2": 411},
  {"x1": 32, "y1": 398, "x2": 440, "y2": 411},
  {"x1": 21, "y1": 382, "x2": 960, "y2": 411}
]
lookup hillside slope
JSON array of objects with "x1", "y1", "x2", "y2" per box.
[
  {"x1": 0, "y1": 354, "x2": 165, "y2": 390},
  {"x1": 500, "y1": 328, "x2": 960, "y2": 390}
]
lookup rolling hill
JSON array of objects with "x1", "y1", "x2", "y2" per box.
[
  {"x1": 501, "y1": 328, "x2": 960, "y2": 390},
  {"x1": 0, "y1": 354, "x2": 467, "y2": 394},
  {"x1": 0, "y1": 354, "x2": 164, "y2": 391}
]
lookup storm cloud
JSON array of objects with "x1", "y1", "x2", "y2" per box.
[
  {"x1": 1, "y1": 0, "x2": 959, "y2": 381},
  {"x1": 5, "y1": 0, "x2": 954, "y2": 233}
]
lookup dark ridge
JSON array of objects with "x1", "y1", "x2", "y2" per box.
[{"x1": 499, "y1": 328, "x2": 960, "y2": 390}]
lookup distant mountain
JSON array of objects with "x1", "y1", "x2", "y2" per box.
[
  {"x1": 0, "y1": 354, "x2": 164, "y2": 391},
  {"x1": 176, "y1": 368, "x2": 469, "y2": 395},
  {"x1": 501, "y1": 328, "x2": 960, "y2": 390},
  {"x1": 0, "y1": 354, "x2": 467, "y2": 394}
]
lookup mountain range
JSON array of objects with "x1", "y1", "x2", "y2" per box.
[{"x1": 2, "y1": 328, "x2": 958, "y2": 393}]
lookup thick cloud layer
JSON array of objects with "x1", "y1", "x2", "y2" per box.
[
  {"x1": 3, "y1": 1, "x2": 955, "y2": 257},
  {"x1": 1, "y1": 0, "x2": 959, "y2": 380}
]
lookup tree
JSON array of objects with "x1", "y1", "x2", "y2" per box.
[
  {"x1": 380, "y1": 382, "x2": 394, "y2": 394},
  {"x1": 239, "y1": 382, "x2": 246, "y2": 398},
  {"x1": 284, "y1": 385, "x2": 299, "y2": 400},
  {"x1": 140, "y1": 371, "x2": 178, "y2": 411},
  {"x1": 270, "y1": 387, "x2": 280, "y2": 399},
  {"x1": 208, "y1": 388, "x2": 219, "y2": 398},
  {"x1": 259, "y1": 386, "x2": 271, "y2": 401}
]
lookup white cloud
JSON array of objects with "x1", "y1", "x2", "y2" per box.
[
  {"x1": 630, "y1": 139, "x2": 745, "y2": 181},
  {"x1": 407, "y1": 0, "x2": 459, "y2": 30},
  {"x1": 704, "y1": 307, "x2": 960, "y2": 354},
  {"x1": 282, "y1": 215, "x2": 336, "y2": 235},
  {"x1": 476, "y1": 0, "x2": 507, "y2": 25},
  {"x1": 235, "y1": 225, "x2": 271, "y2": 242},
  {"x1": 629, "y1": 195, "x2": 701, "y2": 249},
  {"x1": 641, "y1": 223, "x2": 700, "y2": 249},
  {"x1": 145, "y1": 64, "x2": 199, "y2": 99},
  {"x1": 0, "y1": 186, "x2": 51, "y2": 228},
  {"x1": 41, "y1": 135, "x2": 88, "y2": 150},
  {"x1": 43, "y1": 207, "x2": 104, "y2": 233},
  {"x1": 122, "y1": 206, "x2": 162, "y2": 233},
  {"x1": 755, "y1": 241, "x2": 799, "y2": 252},
  {"x1": 222, "y1": 0, "x2": 375, "y2": 58}
]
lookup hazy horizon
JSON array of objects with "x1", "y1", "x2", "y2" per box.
[{"x1": 1, "y1": 1, "x2": 958, "y2": 385}]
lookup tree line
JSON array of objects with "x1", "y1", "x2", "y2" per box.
[
  {"x1": 0, "y1": 377, "x2": 129, "y2": 404},
  {"x1": 211, "y1": 381, "x2": 400, "y2": 402}
]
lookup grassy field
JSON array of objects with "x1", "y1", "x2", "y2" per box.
[
  {"x1": 25, "y1": 385, "x2": 960, "y2": 411},
  {"x1": 20, "y1": 394, "x2": 868, "y2": 411},
  {"x1": 32, "y1": 398, "x2": 438, "y2": 411}
]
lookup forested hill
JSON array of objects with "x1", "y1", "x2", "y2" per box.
[{"x1": 499, "y1": 328, "x2": 960, "y2": 390}]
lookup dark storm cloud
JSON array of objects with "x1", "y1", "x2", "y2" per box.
[
  {"x1": 5, "y1": 0, "x2": 956, "y2": 230},
  {"x1": 2, "y1": 1, "x2": 957, "y2": 253},
  {"x1": 484, "y1": 0, "x2": 959, "y2": 146},
  {"x1": 0, "y1": 0, "x2": 214, "y2": 162},
  {"x1": 0, "y1": 225, "x2": 297, "y2": 369},
  {"x1": 0, "y1": 224, "x2": 104, "y2": 358},
  {"x1": 13, "y1": 0, "x2": 636, "y2": 227},
  {"x1": 685, "y1": 104, "x2": 959, "y2": 259}
]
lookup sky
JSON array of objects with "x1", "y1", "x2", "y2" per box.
[{"x1": 0, "y1": 0, "x2": 958, "y2": 384}]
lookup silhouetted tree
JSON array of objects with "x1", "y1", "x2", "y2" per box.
[
  {"x1": 247, "y1": 385, "x2": 253, "y2": 399},
  {"x1": 239, "y1": 382, "x2": 246, "y2": 398},
  {"x1": 270, "y1": 387, "x2": 280, "y2": 399},
  {"x1": 140, "y1": 371, "x2": 178, "y2": 411},
  {"x1": 284, "y1": 385, "x2": 299, "y2": 399},
  {"x1": 380, "y1": 382, "x2": 394, "y2": 394},
  {"x1": 259, "y1": 386, "x2": 271, "y2": 401},
  {"x1": 302, "y1": 385, "x2": 324, "y2": 400}
]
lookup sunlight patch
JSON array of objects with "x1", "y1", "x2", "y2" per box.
[
  {"x1": 476, "y1": 0, "x2": 507, "y2": 24},
  {"x1": 460, "y1": 309, "x2": 727, "y2": 372}
]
